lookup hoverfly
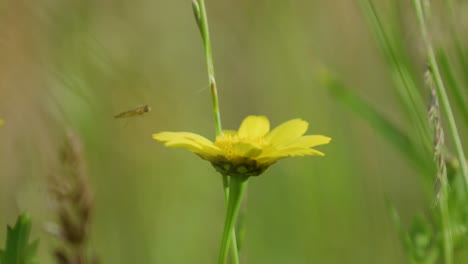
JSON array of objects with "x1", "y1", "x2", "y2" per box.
[{"x1": 114, "y1": 104, "x2": 151, "y2": 118}]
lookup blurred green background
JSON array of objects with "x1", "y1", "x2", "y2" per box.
[{"x1": 0, "y1": 0, "x2": 466, "y2": 263}]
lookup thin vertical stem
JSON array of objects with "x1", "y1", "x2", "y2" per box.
[
  {"x1": 220, "y1": 175, "x2": 240, "y2": 263},
  {"x1": 194, "y1": 0, "x2": 223, "y2": 137},
  {"x1": 426, "y1": 68, "x2": 453, "y2": 264},
  {"x1": 218, "y1": 177, "x2": 248, "y2": 264},
  {"x1": 192, "y1": 1, "x2": 239, "y2": 262},
  {"x1": 412, "y1": 0, "x2": 468, "y2": 190},
  {"x1": 235, "y1": 183, "x2": 249, "y2": 254}
]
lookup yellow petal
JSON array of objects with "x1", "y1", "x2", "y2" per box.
[
  {"x1": 265, "y1": 119, "x2": 308, "y2": 146},
  {"x1": 153, "y1": 132, "x2": 211, "y2": 145},
  {"x1": 237, "y1": 116, "x2": 270, "y2": 138},
  {"x1": 281, "y1": 147, "x2": 325, "y2": 156},
  {"x1": 283, "y1": 135, "x2": 332, "y2": 149},
  {"x1": 153, "y1": 132, "x2": 181, "y2": 142},
  {"x1": 0, "y1": 119, "x2": 4, "y2": 126},
  {"x1": 153, "y1": 132, "x2": 221, "y2": 156},
  {"x1": 232, "y1": 141, "x2": 263, "y2": 158},
  {"x1": 165, "y1": 138, "x2": 203, "y2": 153},
  {"x1": 257, "y1": 147, "x2": 324, "y2": 163}
]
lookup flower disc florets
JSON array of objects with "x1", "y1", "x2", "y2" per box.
[{"x1": 211, "y1": 135, "x2": 272, "y2": 176}]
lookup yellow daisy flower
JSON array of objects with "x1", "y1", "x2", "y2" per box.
[{"x1": 153, "y1": 116, "x2": 331, "y2": 177}]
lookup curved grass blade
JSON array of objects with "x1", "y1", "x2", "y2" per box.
[{"x1": 321, "y1": 71, "x2": 432, "y2": 176}]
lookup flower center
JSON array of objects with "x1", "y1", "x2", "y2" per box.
[
  {"x1": 214, "y1": 135, "x2": 268, "y2": 160},
  {"x1": 212, "y1": 135, "x2": 272, "y2": 177}
]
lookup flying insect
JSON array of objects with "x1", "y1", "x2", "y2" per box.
[{"x1": 114, "y1": 104, "x2": 151, "y2": 118}]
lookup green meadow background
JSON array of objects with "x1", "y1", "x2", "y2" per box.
[{"x1": 0, "y1": 0, "x2": 466, "y2": 263}]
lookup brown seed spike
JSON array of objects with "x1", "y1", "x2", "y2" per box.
[{"x1": 48, "y1": 130, "x2": 98, "y2": 264}]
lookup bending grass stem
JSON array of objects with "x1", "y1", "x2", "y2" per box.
[{"x1": 218, "y1": 176, "x2": 248, "y2": 264}]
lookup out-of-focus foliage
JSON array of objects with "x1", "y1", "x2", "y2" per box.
[{"x1": 0, "y1": 214, "x2": 39, "y2": 264}]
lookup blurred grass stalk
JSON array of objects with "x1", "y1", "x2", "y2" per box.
[
  {"x1": 353, "y1": 0, "x2": 468, "y2": 263},
  {"x1": 192, "y1": 0, "x2": 240, "y2": 262},
  {"x1": 48, "y1": 131, "x2": 97, "y2": 264},
  {"x1": 425, "y1": 68, "x2": 453, "y2": 264},
  {"x1": 411, "y1": 0, "x2": 468, "y2": 190}
]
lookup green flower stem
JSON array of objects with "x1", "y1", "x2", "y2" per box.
[
  {"x1": 192, "y1": 1, "x2": 239, "y2": 261},
  {"x1": 218, "y1": 176, "x2": 248, "y2": 264},
  {"x1": 221, "y1": 174, "x2": 229, "y2": 199},
  {"x1": 220, "y1": 176, "x2": 240, "y2": 264},
  {"x1": 412, "y1": 0, "x2": 468, "y2": 190},
  {"x1": 235, "y1": 185, "x2": 248, "y2": 254}
]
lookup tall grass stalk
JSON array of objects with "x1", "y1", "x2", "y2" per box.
[
  {"x1": 412, "y1": 0, "x2": 468, "y2": 190},
  {"x1": 192, "y1": 0, "x2": 239, "y2": 262},
  {"x1": 426, "y1": 69, "x2": 453, "y2": 264}
]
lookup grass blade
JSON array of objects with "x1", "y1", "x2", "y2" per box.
[
  {"x1": 412, "y1": 0, "x2": 468, "y2": 192},
  {"x1": 321, "y1": 71, "x2": 431, "y2": 175}
]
